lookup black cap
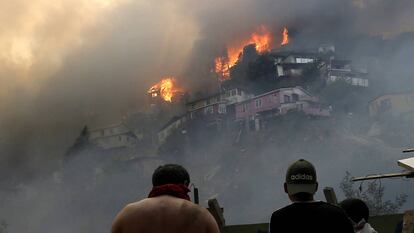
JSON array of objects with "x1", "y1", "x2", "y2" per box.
[{"x1": 285, "y1": 159, "x2": 317, "y2": 195}]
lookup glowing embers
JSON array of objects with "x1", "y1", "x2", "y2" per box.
[{"x1": 148, "y1": 77, "x2": 181, "y2": 102}]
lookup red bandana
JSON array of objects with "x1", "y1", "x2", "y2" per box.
[{"x1": 148, "y1": 184, "x2": 191, "y2": 201}]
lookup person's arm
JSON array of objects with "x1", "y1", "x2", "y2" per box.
[
  {"x1": 204, "y1": 210, "x2": 220, "y2": 233},
  {"x1": 269, "y1": 212, "x2": 276, "y2": 233},
  {"x1": 339, "y1": 212, "x2": 356, "y2": 233},
  {"x1": 110, "y1": 205, "x2": 130, "y2": 233},
  {"x1": 110, "y1": 214, "x2": 123, "y2": 233}
]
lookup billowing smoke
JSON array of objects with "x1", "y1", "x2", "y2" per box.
[{"x1": 1, "y1": 0, "x2": 414, "y2": 232}]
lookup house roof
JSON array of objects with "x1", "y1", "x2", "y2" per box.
[
  {"x1": 329, "y1": 68, "x2": 369, "y2": 77},
  {"x1": 158, "y1": 115, "x2": 184, "y2": 132},
  {"x1": 185, "y1": 86, "x2": 250, "y2": 106},
  {"x1": 330, "y1": 59, "x2": 351, "y2": 67},
  {"x1": 187, "y1": 101, "x2": 227, "y2": 112},
  {"x1": 369, "y1": 90, "x2": 414, "y2": 103},
  {"x1": 279, "y1": 63, "x2": 314, "y2": 68},
  {"x1": 235, "y1": 86, "x2": 314, "y2": 105},
  {"x1": 270, "y1": 49, "x2": 319, "y2": 58},
  {"x1": 89, "y1": 122, "x2": 124, "y2": 132},
  {"x1": 186, "y1": 92, "x2": 221, "y2": 105}
]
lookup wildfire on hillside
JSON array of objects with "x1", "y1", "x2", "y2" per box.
[
  {"x1": 148, "y1": 77, "x2": 182, "y2": 102},
  {"x1": 281, "y1": 27, "x2": 289, "y2": 46},
  {"x1": 214, "y1": 25, "x2": 274, "y2": 81}
]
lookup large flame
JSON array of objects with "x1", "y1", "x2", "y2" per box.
[
  {"x1": 214, "y1": 25, "x2": 274, "y2": 81},
  {"x1": 148, "y1": 77, "x2": 181, "y2": 102},
  {"x1": 281, "y1": 27, "x2": 289, "y2": 46}
]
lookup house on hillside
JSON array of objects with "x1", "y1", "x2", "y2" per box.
[
  {"x1": 369, "y1": 91, "x2": 414, "y2": 119},
  {"x1": 157, "y1": 115, "x2": 187, "y2": 145},
  {"x1": 326, "y1": 59, "x2": 369, "y2": 87},
  {"x1": 235, "y1": 86, "x2": 330, "y2": 131},
  {"x1": 186, "y1": 88, "x2": 253, "y2": 121},
  {"x1": 271, "y1": 51, "x2": 319, "y2": 78},
  {"x1": 88, "y1": 123, "x2": 139, "y2": 150}
]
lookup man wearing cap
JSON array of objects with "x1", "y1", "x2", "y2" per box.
[{"x1": 269, "y1": 159, "x2": 354, "y2": 233}]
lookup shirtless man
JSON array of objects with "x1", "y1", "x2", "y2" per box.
[{"x1": 110, "y1": 164, "x2": 220, "y2": 233}]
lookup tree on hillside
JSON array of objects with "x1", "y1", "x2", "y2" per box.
[
  {"x1": 0, "y1": 221, "x2": 8, "y2": 233},
  {"x1": 65, "y1": 126, "x2": 90, "y2": 158},
  {"x1": 340, "y1": 171, "x2": 407, "y2": 215}
]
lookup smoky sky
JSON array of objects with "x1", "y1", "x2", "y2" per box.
[
  {"x1": 0, "y1": 0, "x2": 414, "y2": 232},
  {"x1": 0, "y1": 0, "x2": 414, "y2": 202}
]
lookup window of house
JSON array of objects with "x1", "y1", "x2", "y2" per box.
[
  {"x1": 296, "y1": 58, "x2": 314, "y2": 63},
  {"x1": 379, "y1": 99, "x2": 391, "y2": 113},
  {"x1": 292, "y1": 94, "x2": 299, "y2": 102},
  {"x1": 231, "y1": 89, "x2": 237, "y2": 96},
  {"x1": 216, "y1": 96, "x2": 221, "y2": 102},
  {"x1": 241, "y1": 103, "x2": 247, "y2": 112},
  {"x1": 218, "y1": 104, "x2": 226, "y2": 114},
  {"x1": 204, "y1": 106, "x2": 214, "y2": 114},
  {"x1": 255, "y1": 99, "x2": 262, "y2": 108},
  {"x1": 284, "y1": 95, "x2": 291, "y2": 103}
]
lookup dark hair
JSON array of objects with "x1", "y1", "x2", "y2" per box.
[
  {"x1": 291, "y1": 192, "x2": 314, "y2": 201},
  {"x1": 339, "y1": 198, "x2": 369, "y2": 223},
  {"x1": 152, "y1": 164, "x2": 190, "y2": 186}
]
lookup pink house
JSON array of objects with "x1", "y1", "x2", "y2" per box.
[{"x1": 235, "y1": 86, "x2": 330, "y2": 122}]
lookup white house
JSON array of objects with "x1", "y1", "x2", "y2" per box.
[{"x1": 88, "y1": 123, "x2": 138, "y2": 150}]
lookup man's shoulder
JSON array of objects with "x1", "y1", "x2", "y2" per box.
[
  {"x1": 123, "y1": 197, "x2": 206, "y2": 214},
  {"x1": 314, "y1": 201, "x2": 348, "y2": 214},
  {"x1": 270, "y1": 203, "x2": 296, "y2": 219},
  {"x1": 271, "y1": 201, "x2": 346, "y2": 217}
]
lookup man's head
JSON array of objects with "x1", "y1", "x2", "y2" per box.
[
  {"x1": 152, "y1": 164, "x2": 190, "y2": 187},
  {"x1": 339, "y1": 198, "x2": 369, "y2": 224},
  {"x1": 284, "y1": 159, "x2": 318, "y2": 201}
]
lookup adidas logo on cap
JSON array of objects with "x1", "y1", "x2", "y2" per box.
[{"x1": 290, "y1": 174, "x2": 313, "y2": 181}]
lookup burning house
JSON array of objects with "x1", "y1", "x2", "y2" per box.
[{"x1": 235, "y1": 86, "x2": 330, "y2": 131}]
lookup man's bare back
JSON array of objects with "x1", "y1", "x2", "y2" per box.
[{"x1": 111, "y1": 195, "x2": 220, "y2": 233}]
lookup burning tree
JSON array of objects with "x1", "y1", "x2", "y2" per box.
[{"x1": 340, "y1": 171, "x2": 407, "y2": 215}]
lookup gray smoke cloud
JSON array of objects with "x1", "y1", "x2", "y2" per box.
[{"x1": 1, "y1": 0, "x2": 414, "y2": 232}]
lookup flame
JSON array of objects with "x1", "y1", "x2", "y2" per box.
[
  {"x1": 214, "y1": 57, "x2": 230, "y2": 81},
  {"x1": 214, "y1": 25, "x2": 274, "y2": 81},
  {"x1": 148, "y1": 77, "x2": 181, "y2": 102},
  {"x1": 281, "y1": 27, "x2": 289, "y2": 46}
]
